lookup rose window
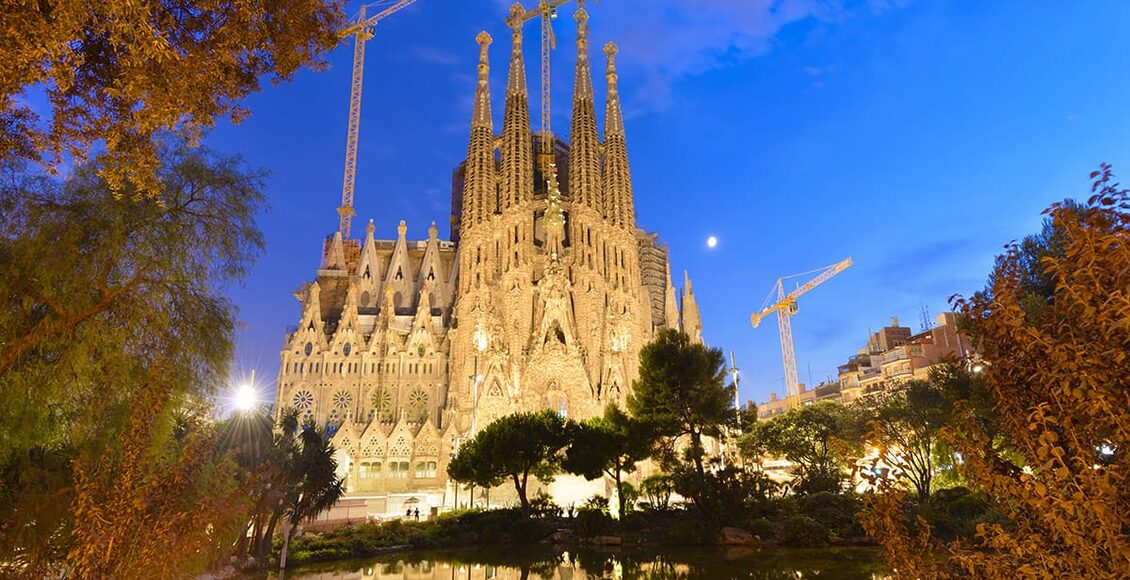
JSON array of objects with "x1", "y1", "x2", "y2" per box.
[
  {"x1": 332, "y1": 390, "x2": 352, "y2": 410},
  {"x1": 408, "y1": 389, "x2": 428, "y2": 410},
  {"x1": 292, "y1": 389, "x2": 314, "y2": 410},
  {"x1": 371, "y1": 389, "x2": 392, "y2": 419}
]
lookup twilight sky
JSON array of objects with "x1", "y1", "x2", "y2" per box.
[{"x1": 208, "y1": 0, "x2": 1130, "y2": 408}]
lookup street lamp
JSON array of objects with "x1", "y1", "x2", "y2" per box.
[{"x1": 234, "y1": 369, "x2": 258, "y2": 413}]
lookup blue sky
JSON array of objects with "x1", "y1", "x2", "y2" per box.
[{"x1": 209, "y1": 0, "x2": 1130, "y2": 407}]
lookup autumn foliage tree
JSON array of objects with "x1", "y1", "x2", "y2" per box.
[
  {"x1": 863, "y1": 165, "x2": 1130, "y2": 578},
  {"x1": 1, "y1": 0, "x2": 343, "y2": 193}
]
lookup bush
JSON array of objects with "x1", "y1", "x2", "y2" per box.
[
  {"x1": 777, "y1": 515, "x2": 829, "y2": 547},
  {"x1": 794, "y1": 492, "x2": 863, "y2": 539},
  {"x1": 920, "y1": 486, "x2": 992, "y2": 542},
  {"x1": 575, "y1": 507, "x2": 614, "y2": 538}
]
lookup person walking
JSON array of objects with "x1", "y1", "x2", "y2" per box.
[{"x1": 413, "y1": 507, "x2": 420, "y2": 521}]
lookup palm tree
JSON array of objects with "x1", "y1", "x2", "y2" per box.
[{"x1": 278, "y1": 424, "x2": 345, "y2": 570}]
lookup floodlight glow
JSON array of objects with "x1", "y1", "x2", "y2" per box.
[{"x1": 234, "y1": 384, "x2": 257, "y2": 412}]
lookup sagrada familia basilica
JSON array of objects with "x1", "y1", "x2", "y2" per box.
[{"x1": 274, "y1": 5, "x2": 704, "y2": 515}]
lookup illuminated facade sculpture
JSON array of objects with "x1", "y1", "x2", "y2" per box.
[{"x1": 274, "y1": 11, "x2": 703, "y2": 514}]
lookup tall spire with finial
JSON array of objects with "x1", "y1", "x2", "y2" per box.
[
  {"x1": 500, "y1": 5, "x2": 534, "y2": 211},
  {"x1": 569, "y1": 3, "x2": 601, "y2": 213},
  {"x1": 603, "y1": 41, "x2": 634, "y2": 230},
  {"x1": 462, "y1": 31, "x2": 496, "y2": 234}
]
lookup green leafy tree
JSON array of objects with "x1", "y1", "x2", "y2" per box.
[
  {"x1": 858, "y1": 380, "x2": 951, "y2": 500},
  {"x1": 563, "y1": 404, "x2": 653, "y2": 520},
  {"x1": 0, "y1": 140, "x2": 265, "y2": 574},
  {"x1": 2, "y1": 0, "x2": 343, "y2": 193},
  {"x1": 447, "y1": 410, "x2": 571, "y2": 518},
  {"x1": 628, "y1": 329, "x2": 735, "y2": 484},
  {"x1": 744, "y1": 401, "x2": 858, "y2": 495}
]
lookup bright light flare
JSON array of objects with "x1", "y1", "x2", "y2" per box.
[
  {"x1": 234, "y1": 384, "x2": 258, "y2": 412},
  {"x1": 706, "y1": 235, "x2": 718, "y2": 248}
]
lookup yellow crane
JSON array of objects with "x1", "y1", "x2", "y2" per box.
[
  {"x1": 336, "y1": 0, "x2": 419, "y2": 239},
  {"x1": 507, "y1": 0, "x2": 578, "y2": 174},
  {"x1": 750, "y1": 257, "x2": 853, "y2": 406}
]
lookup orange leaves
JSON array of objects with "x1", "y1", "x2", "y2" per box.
[
  {"x1": 1, "y1": 0, "x2": 345, "y2": 194},
  {"x1": 864, "y1": 167, "x2": 1130, "y2": 578}
]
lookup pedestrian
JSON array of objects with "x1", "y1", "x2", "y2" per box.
[
  {"x1": 406, "y1": 507, "x2": 412, "y2": 519},
  {"x1": 413, "y1": 507, "x2": 420, "y2": 521}
]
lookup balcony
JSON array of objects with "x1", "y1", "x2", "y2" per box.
[{"x1": 883, "y1": 349, "x2": 910, "y2": 364}]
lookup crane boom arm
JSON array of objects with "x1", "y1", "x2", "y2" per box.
[
  {"x1": 340, "y1": 0, "x2": 418, "y2": 37},
  {"x1": 786, "y1": 257, "x2": 853, "y2": 301},
  {"x1": 336, "y1": 0, "x2": 419, "y2": 239}
]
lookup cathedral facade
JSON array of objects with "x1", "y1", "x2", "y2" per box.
[{"x1": 274, "y1": 7, "x2": 704, "y2": 515}]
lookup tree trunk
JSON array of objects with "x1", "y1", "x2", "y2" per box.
[
  {"x1": 613, "y1": 469, "x2": 626, "y2": 520},
  {"x1": 279, "y1": 519, "x2": 294, "y2": 570},
  {"x1": 515, "y1": 472, "x2": 530, "y2": 518},
  {"x1": 259, "y1": 510, "x2": 281, "y2": 560}
]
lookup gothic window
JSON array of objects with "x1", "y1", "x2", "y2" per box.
[
  {"x1": 417, "y1": 344, "x2": 426, "y2": 357},
  {"x1": 427, "y1": 268, "x2": 435, "y2": 281},
  {"x1": 395, "y1": 266, "x2": 403, "y2": 280},
  {"x1": 363, "y1": 265, "x2": 371, "y2": 279},
  {"x1": 486, "y1": 380, "x2": 503, "y2": 397},
  {"x1": 333, "y1": 391, "x2": 353, "y2": 410},
  {"x1": 343, "y1": 342, "x2": 352, "y2": 356},
  {"x1": 292, "y1": 389, "x2": 314, "y2": 410},
  {"x1": 328, "y1": 410, "x2": 342, "y2": 427},
  {"x1": 304, "y1": 342, "x2": 313, "y2": 356}
]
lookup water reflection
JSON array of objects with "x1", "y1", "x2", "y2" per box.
[{"x1": 267, "y1": 546, "x2": 885, "y2": 580}]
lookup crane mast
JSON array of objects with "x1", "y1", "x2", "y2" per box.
[
  {"x1": 336, "y1": 0, "x2": 419, "y2": 240},
  {"x1": 509, "y1": 0, "x2": 574, "y2": 174},
  {"x1": 751, "y1": 257, "x2": 853, "y2": 406}
]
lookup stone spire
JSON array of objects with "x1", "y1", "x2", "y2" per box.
[
  {"x1": 568, "y1": 5, "x2": 601, "y2": 213},
  {"x1": 462, "y1": 31, "x2": 496, "y2": 234},
  {"x1": 603, "y1": 42, "x2": 634, "y2": 229},
  {"x1": 500, "y1": 5, "x2": 534, "y2": 210},
  {"x1": 681, "y1": 270, "x2": 703, "y2": 344}
]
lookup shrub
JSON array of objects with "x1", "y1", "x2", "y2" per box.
[
  {"x1": 795, "y1": 492, "x2": 863, "y2": 539},
  {"x1": 575, "y1": 507, "x2": 614, "y2": 538},
  {"x1": 777, "y1": 515, "x2": 829, "y2": 547}
]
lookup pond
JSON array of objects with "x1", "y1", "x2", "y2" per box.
[{"x1": 264, "y1": 545, "x2": 886, "y2": 579}]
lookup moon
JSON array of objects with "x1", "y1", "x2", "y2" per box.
[{"x1": 706, "y1": 236, "x2": 718, "y2": 249}]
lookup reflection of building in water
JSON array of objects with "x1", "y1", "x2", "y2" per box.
[
  {"x1": 273, "y1": 5, "x2": 703, "y2": 520},
  {"x1": 288, "y1": 554, "x2": 693, "y2": 579}
]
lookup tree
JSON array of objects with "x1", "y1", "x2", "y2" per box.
[
  {"x1": 628, "y1": 329, "x2": 735, "y2": 484},
  {"x1": 864, "y1": 166, "x2": 1130, "y2": 577},
  {"x1": 1, "y1": 0, "x2": 343, "y2": 194},
  {"x1": 0, "y1": 140, "x2": 265, "y2": 574},
  {"x1": 744, "y1": 401, "x2": 858, "y2": 495},
  {"x1": 858, "y1": 380, "x2": 950, "y2": 500},
  {"x1": 563, "y1": 404, "x2": 654, "y2": 520},
  {"x1": 67, "y1": 382, "x2": 250, "y2": 578},
  {"x1": 447, "y1": 410, "x2": 571, "y2": 518},
  {"x1": 277, "y1": 423, "x2": 345, "y2": 570}
]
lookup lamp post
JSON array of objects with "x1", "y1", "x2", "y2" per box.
[{"x1": 234, "y1": 369, "x2": 258, "y2": 414}]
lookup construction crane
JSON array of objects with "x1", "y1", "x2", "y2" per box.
[
  {"x1": 336, "y1": 0, "x2": 419, "y2": 239},
  {"x1": 508, "y1": 0, "x2": 576, "y2": 174},
  {"x1": 750, "y1": 257, "x2": 853, "y2": 407}
]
